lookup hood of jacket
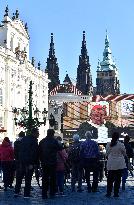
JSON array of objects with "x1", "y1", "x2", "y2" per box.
[{"x1": 2, "y1": 140, "x2": 10, "y2": 147}]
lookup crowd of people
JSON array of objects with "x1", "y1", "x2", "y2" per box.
[{"x1": 0, "y1": 128, "x2": 133, "y2": 200}]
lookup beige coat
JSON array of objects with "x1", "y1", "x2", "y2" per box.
[{"x1": 106, "y1": 141, "x2": 126, "y2": 170}]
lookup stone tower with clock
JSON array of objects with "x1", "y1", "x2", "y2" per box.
[{"x1": 96, "y1": 32, "x2": 120, "y2": 96}]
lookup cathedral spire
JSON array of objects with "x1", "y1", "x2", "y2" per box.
[
  {"x1": 96, "y1": 32, "x2": 120, "y2": 96},
  {"x1": 76, "y1": 31, "x2": 93, "y2": 95},
  {"x1": 49, "y1": 33, "x2": 55, "y2": 57},
  {"x1": 82, "y1": 31, "x2": 86, "y2": 46},
  {"x1": 105, "y1": 30, "x2": 109, "y2": 48},
  {"x1": 81, "y1": 31, "x2": 88, "y2": 58},
  {"x1": 46, "y1": 33, "x2": 60, "y2": 93},
  {"x1": 100, "y1": 31, "x2": 114, "y2": 70}
]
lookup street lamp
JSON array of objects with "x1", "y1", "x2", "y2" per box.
[{"x1": 12, "y1": 80, "x2": 48, "y2": 135}]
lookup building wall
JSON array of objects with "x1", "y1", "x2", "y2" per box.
[{"x1": 0, "y1": 15, "x2": 49, "y2": 142}]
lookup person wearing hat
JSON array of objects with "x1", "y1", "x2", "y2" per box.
[
  {"x1": 68, "y1": 134, "x2": 83, "y2": 192},
  {"x1": 80, "y1": 131, "x2": 100, "y2": 193}
]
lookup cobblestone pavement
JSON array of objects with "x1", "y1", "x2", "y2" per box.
[{"x1": 0, "y1": 177, "x2": 134, "y2": 205}]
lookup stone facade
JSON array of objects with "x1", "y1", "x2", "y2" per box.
[{"x1": 0, "y1": 8, "x2": 49, "y2": 142}]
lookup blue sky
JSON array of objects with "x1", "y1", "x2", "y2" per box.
[{"x1": 0, "y1": 0, "x2": 134, "y2": 94}]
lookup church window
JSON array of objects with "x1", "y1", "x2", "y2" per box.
[
  {"x1": 10, "y1": 37, "x2": 14, "y2": 51},
  {"x1": 0, "y1": 88, "x2": 3, "y2": 105},
  {"x1": 0, "y1": 117, "x2": 3, "y2": 127}
]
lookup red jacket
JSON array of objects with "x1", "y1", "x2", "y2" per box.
[{"x1": 0, "y1": 140, "x2": 14, "y2": 161}]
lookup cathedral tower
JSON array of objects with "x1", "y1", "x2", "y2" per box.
[
  {"x1": 76, "y1": 31, "x2": 93, "y2": 95},
  {"x1": 46, "y1": 33, "x2": 60, "y2": 92},
  {"x1": 96, "y1": 32, "x2": 120, "y2": 96}
]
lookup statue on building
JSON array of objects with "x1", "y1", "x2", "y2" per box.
[
  {"x1": 15, "y1": 9, "x2": 19, "y2": 19},
  {"x1": 4, "y1": 5, "x2": 9, "y2": 17}
]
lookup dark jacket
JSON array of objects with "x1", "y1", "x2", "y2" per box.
[
  {"x1": 124, "y1": 143, "x2": 133, "y2": 158},
  {"x1": 14, "y1": 137, "x2": 23, "y2": 161},
  {"x1": 68, "y1": 141, "x2": 81, "y2": 163},
  {"x1": 124, "y1": 142, "x2": 133, "y2": 168},
  {"x1": 80, "y1": 139, "x2": 100, "y2": 159},
  {"x1": 39, "y1": 136, "x2": 62, "y2": 165},
  {"x1": 18, "y1": 135, "x2": 39, "y2": 165}
]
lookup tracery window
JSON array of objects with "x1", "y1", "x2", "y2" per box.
[
  {"x1": 10, "y1": 37, "x2": 14, "y2": 51},
  {"x1": 0, "y1": 117, "x2": 3, "y2": 127},
  {"x1": 0, "y1": 88, "x2": 3, "y2": 105}
]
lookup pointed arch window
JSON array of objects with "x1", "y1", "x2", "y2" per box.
[
  {"x1": 0, "y1": 88, "x2": 3, "y2": 105},
  {"x1": 10, "y1": 37, "x2": 14, "y2": 51},
  {"x1": 0, "y1": 116, "x2": 3, "y2": 127}
]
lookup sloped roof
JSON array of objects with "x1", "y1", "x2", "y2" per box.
[{"x1": 12, "y1": 19, "x2": 29, "y2": 39}]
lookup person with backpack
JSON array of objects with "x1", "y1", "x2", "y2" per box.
[
  {"x1": 39, "y1": 129, "x2": 62, "y2": 199},
  {"x1": 68, "y1": 134, "x2": 82, "y2": 192},
  {"x1": 80, "y1": 131, "x2": 100, "y2": 193}
]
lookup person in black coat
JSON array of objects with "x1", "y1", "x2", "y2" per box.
[
  {"x1": 14, "y1": 131, "x2": 25, "y2": 163},
  {"x1": 122, "y1": 135, "x2": 133, "y2": 190},
  {"x1": 39, "y1": 129, "x2": 62, "y2": 199},
  {"x1": 14, "y1": 128, "x2": 39, "y2": 198}
]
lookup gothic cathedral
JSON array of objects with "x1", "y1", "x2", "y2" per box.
[{"x1": 46, "y1": 31, "x2": 120, "y2": 96}]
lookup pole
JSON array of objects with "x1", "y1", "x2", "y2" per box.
[
  {"x1": 27, "y1": 80, "x2": 33, "y2": 134},
  {"x1": 28, "y1": 81, "x2": 33, "y2": 120}
]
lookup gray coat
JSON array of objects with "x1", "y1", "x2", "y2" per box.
[{"x1": 106, "y1": 141, "x2": 126, "y2": 170}]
